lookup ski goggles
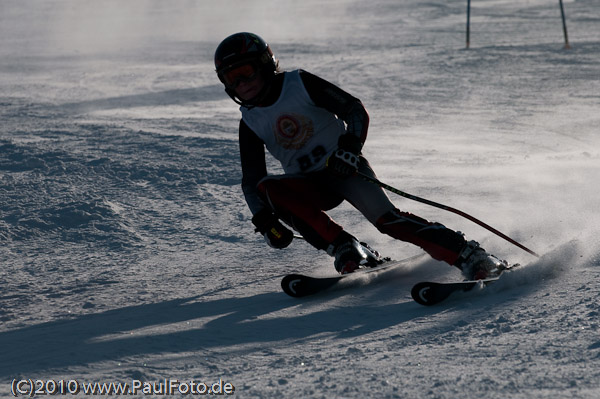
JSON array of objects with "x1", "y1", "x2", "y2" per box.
[{"x1": 219, "y1": 63, "x2": 259, "y2": 89}]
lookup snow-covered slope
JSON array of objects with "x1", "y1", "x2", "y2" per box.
[{"x1": 1, "y1": 0, "x2": 599, "y2": 397}]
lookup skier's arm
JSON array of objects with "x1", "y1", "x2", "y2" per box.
[
  {"x1": 239, "y1": 120, "x2": 293, "y2": 249},
  {"x1": 239, "y1": 119, "x2": 268, "y2": 215},
  {"x1": 299, "y1": 69, "x2": 369, "y2": 153}
]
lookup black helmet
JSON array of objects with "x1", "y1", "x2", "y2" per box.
[{"x1": 214, "y1": 32, "x2": 278, "y2": 106}]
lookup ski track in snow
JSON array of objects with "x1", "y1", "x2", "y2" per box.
[{"x1": 1, "y1": 0, "x2": 600, "y2": 398}]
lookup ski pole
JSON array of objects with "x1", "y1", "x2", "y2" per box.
[
  {"x1": 358, "y1": 171, "x2": 540, "y2": 258},
  {"x1": 559, "y1": 0, "x2": 571, "y2": 49},
  {"x1": 466, "y1": 0, "x2": 471, "y2": 49}
]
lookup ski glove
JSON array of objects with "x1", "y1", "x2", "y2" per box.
[
  {"x1": 252, "y1": 209, "x2": 294, "y2": 249},
  {"x1": 327, "y1": 149, "x2": 359, "y2": 178},
  {"x1": 326, "y1": 134, "x2": 362, "y2": 178}
]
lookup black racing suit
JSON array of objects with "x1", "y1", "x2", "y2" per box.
[{"x1": 238, "y1": 70, "x2": 466, "y2": 264}]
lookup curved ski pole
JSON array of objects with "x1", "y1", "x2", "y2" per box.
[{"x1": 358, "y1": 171, "x2": 540, "y2": 258}]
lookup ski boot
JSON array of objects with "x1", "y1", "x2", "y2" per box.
[
  {"x1": 329, "y1": 232, "x2": 368, "y2": 274},
  {"x1": 455, "y1": 240, "x2": 509, "y2": 280},
  {"x1": 359, "y1": 241, "x2": 386, "y2": 267}
]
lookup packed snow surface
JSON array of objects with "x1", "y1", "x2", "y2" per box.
[{"x1": 1, "y1": 0, "x2": 599, "y2": 398}]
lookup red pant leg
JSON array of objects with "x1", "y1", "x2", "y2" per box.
[
  {"x1": 257, "y1": 176, "x2": 344, "y2": 251},
  {"x1": 375, "y1": 209, "x2": 466, "y2": 265}
]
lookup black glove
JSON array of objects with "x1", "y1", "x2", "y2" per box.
[
  {"x1": 326, "y1": 134, "x2": 362, "y2": 178},
  {"x1": 327, "y1": 149, "x2": 359, "y2": 178},
  {"x1": 252, "y1": 209, "x2": 293, "y2": 249}
]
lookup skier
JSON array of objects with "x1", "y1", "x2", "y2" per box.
[{"x1": 214, "y1": 32, "x2": 505, "y2": 279}]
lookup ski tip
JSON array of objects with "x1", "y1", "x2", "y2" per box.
[
  {"x1": 410, "y1": 281, "x2": 469, "y2": 306},
  {"x1": 281, "y1": 273, "x2": 342, "y2": 298},
  {"x1": 411, "y1": 282, "x2": 438, "y2": 306},
  {"x1": 281, "y1": 274, "x2": 306, "y2": 298}
]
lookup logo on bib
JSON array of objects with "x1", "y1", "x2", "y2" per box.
[{"x1": 274, "y1": 114, "x2": 314, "y2": 149}]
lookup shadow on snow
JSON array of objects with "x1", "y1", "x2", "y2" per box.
[{"x1": 1, "y1": 289, "x2": 439, "y2": 378}]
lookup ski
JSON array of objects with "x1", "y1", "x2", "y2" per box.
[
  {"x1": 411, "y1": 263, "x2": 521, "y2": 306},
  {"x1": 281, "y1": 255, "x2": 424, "y2": 298}
]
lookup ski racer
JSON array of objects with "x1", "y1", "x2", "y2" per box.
[{"x1": 214, "y1": 32, "x2": 505, "y2": 279}]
